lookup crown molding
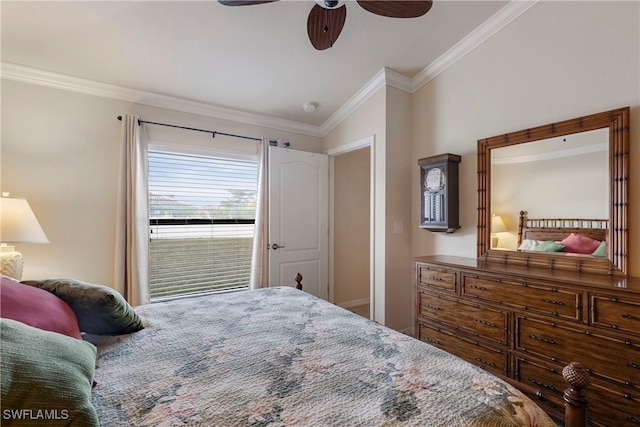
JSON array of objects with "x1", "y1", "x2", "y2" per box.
[
  {"x1": 1, "y1": 62, "x2": 322, "y2": 138},
  {"x1": 411, "y1": 0, "x2": 538, "y2": 92},
  {"x1": 492, "y1": 142, "x2": 608, "y2": 165},
  {"x1": 319, "y1": 67, "x2": 412, "y2": 136},
  {"x1": 320, "y1": 1, "x2": 537, "y2": 135},
  {"x1": 1, "y1": 1, "x2": 535, "y2": 139}
]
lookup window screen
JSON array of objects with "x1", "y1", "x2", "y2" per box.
[{"x1": 148, "y1": 150, "x2": 257, "y2": 300}]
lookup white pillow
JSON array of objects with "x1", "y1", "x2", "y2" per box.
[{"x1": 518, "y1": 239, "x2": 542, "y2": 251}]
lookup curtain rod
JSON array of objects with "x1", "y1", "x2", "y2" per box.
[{"x1": 117, "y1": 116, "x2": 261, "y2": 142}]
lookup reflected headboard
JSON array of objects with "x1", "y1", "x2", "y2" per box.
[{"x1": 517, "y1": 210, "x2": 608, "y2": 248}]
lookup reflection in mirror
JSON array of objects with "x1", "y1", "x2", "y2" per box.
[
  {"x1": 491, "y1": 128, "x2": 609, "y2": 251},
  {"x1": 477, "y1": 107, "x2": 629, "y2": 276}
]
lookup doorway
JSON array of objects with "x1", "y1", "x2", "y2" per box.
[
  {"x1": 327, "y1": 135, "x2": 377, "y2": 320},
  {"x1": 333, "y1": 147, "x2": 370, "y2": 316}
]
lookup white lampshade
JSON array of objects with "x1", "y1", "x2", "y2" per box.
[
  {"x1": 1, "y1": 196, "x2": 49, "y2": 243},
  {"x1": 491, "y1": 214, "x2": 507, "y2": 233},
  {"x1": 1, "y1": 195, "x2": 48, "y2": 280}
]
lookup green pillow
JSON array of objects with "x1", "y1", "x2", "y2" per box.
[
  {"x1": 1, "y1": 318, "x2": 98, "y2": 426},
  {"x1": 22, "y1": 279, "x2": 144, "y2": 335},
  {"x1": 592, "y1": 241, "x2": 607, "y2": 257},
  {"x1": 534, "y1": 241, "x2": 565, "y2": 252}
]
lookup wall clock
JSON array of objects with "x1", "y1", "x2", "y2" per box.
[{"x1": 418, "y1": 153, "x2": 461, "y2": 233}]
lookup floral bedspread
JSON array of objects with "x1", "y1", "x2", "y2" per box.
[{"x1": 88, "y1": 287, "x2": 556, "y2": 427}]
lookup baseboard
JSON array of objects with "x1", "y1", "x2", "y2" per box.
[
  {"x1": 337, "y1": 297, "x2": 370, "y2": 309},
  {"x1": 400, "y1": 326, "x2": 415, "y2": 337}
]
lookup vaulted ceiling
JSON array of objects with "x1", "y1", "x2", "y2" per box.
[{"x1": 2, "y1": 1, "x2": 513, "y2": 134}]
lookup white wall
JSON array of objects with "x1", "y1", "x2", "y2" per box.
[
  {"x1": 411, "y1": 1, "x2": 640, "y2": 277},
  {"x1": 1, "y1": 80, "x2": 322, "y2": 285}
]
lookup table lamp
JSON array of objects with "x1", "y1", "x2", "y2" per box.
[
  {"x1": 1, "y1": 194, "x2": 49, "y2": 280},
  {"x1": 491, "y1": 214, "x2": 507, "y2": 249}
]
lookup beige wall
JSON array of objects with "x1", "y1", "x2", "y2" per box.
[
  {"x1": 2, "y1": 1, "x2": 638, "y2": 334},
  {"x1": 493, "y1": 150, "x2": 608, "y2": 250},
  {"x1": 323, "y1": 86, "x2": 413, "y2": 331},
  {"x1": 411, "y1": 1, "x2": 640, "y2": 277},
  {"x1": 383, "y1": 87, "x2": 412, "y2": 331},
  {"x1": 1, "y1": 80, "x2": 322, "y2": 285},
  {"x1": 333, "y1": 147, "x2": 369, "y2": 306},
  {"x1": 323, "y1": 88, "x2": 388, "y2": 323}
]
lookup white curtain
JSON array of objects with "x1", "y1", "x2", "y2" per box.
[
  {"x1": 249, "y1": 138, "x2": 269, "y2": 289},
  {"x1": 114, "y1": 115, "x2": 150, "y2": 306}
]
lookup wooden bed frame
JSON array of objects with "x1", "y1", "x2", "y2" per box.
[
  {"x1": 517, "y1": 210, "x2": 608, "y2": 248},
  {"x1": 502, "y1": 362, "x2": 590, "y2": 427},
  {"x1": 297, "y1": 272, "x2": 589, "y2": 427}
]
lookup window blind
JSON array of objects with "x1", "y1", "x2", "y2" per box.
[{"x1": 148, "y1": 150, "x2": 257, "y2": 300}]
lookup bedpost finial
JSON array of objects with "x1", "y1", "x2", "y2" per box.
[
  {"x1": 294, "y1": 272, "x2": 303, "y2": 290},
  {"x1": 562, "y1": 362, "x2": 590, "y2": 390}
]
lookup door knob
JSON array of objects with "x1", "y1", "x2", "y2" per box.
[{"x1": 272, "y1": 243, "x2": 285, "y2": 250}]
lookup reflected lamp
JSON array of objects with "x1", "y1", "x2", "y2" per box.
[{"x1": 491, "y1": 214, "x2": 507, "y2": 249}]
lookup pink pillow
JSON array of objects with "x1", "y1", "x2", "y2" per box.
[
  {"x1": 0, "y1": 277, "x2": 82, "y2": 339},
  {"x1": 560, "y1": 233, "x2": 602, "y2": 254}
]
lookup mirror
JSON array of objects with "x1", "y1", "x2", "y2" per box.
[{"x1": 477, "y1": 107, "x2": 629, "y2": 276}]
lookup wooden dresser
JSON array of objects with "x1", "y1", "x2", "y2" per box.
[{"x1": 414, "y1": 255, "x2": 640, "y2": 426}]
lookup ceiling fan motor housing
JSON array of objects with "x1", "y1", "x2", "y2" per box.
[{"x1": 316, "y1": 0, "x2": 344, "y2": 9}]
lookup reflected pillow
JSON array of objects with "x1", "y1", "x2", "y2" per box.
[
  {"x1": 22, "y1": 279, "x2": 144, "y2": 335},
  {"x1": 1, "y1": 319, "x2": 98, "y2": 426},
  {"x1": 518, "y1": 239, "x2": 543, "y2": 251},
  {"x1": 534, "y1": 241, "x2": 565, "y2": 252},
  {"x1": 592, "y1": 241, "x2": 607, "y2": 257},
  {"x1": 561, "y1": 233, "x2": 602, "y2": 254},
  {"x1": 0, "y1": 277, "x2": 82, "y2": 339}
]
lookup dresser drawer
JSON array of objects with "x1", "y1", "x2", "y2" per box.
[
  {"x1": 515, "y1": 357, "x2": 640, "y2": 426},
  {"x1": 514, "y1": 358, "x2": 564, "y2": 398},
  {"x1": 516, "y1": 316, "x2": 640, "y2": 390},
  {"x1": 417, "y1": 263, "x2": 456, "y2": 293},
  {"x1": 419, "y1": 292, "x2": 509, "y2": 345},
  {"x1": 418, "y1": 322, "x2": 508, "y2": 376},
  {"x1": 462, "y1": 273, "x2": 581, "y2": 320},
  {"x1": 591, "y1": 293, "x2": 640, "y2": 336}
]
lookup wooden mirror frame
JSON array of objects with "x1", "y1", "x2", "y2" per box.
[{"x1": 477, "y1": 107, "x2": 630, "y2": 276}]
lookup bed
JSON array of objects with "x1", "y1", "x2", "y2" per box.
[
  {"x1": 517, "y1": 210, "x2": 608, "y2": 255},
  {"x1": 1, "y1": 276, "x2": 588, "y2": 426}
]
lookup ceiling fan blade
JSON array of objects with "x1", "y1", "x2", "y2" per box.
[
  {"x1": 356, "y1": 0, "x2": 432, "y2": 18},
  {"x1": 307, "y1": 4, "x2": 347, "y2": 50},
  {"x1": 218, "y1": 0, "x2": 278, "y2": 6}
]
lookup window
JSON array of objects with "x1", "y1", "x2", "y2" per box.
[{"x1": 148, "y1": 150, "x2": 257, "y2": 300}]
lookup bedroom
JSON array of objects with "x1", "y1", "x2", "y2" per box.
[{"x1": 1, "y1": 1, "x2": 639, "y2": 425}]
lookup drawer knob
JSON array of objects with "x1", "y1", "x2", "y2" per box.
[
  {"x1": 542, "y1": 298, "x2": 565, "y2": 306},
  {"x1": 422, "y1": 336, "x2": 440, "y2": 345},
  {"x1": 475, "y1": 319, "x2": 497, "y2": 328},
  {"x1": 429, "y1": 276, "x2": 443, "y2": 281},
  {"x1": 470, "y1": 285, "x2": 486, "y2": 291},
  {"x1": 529, "y1": 334, "x2": 556, "y2": 345},
  {"x1": 623, "y1": 313, "x2": 640, "y2": 322},
  {"x1": 476, "y1": 357, "x2": 496, "y2": 368},
  {"x1": 423, "y1": 304, "x2": 440, "y2": 311},
  {"x1": 529, "y1": 377, "x2": 556, "y2": 391}
]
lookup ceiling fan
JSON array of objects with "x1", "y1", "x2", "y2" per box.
[{"x1": 218, "y1": 0, "x2": 433, "y2": 50}]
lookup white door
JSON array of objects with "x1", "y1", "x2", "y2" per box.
[{"x1": 268, "y1": 146, "x2": 328, "y2": 299}]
